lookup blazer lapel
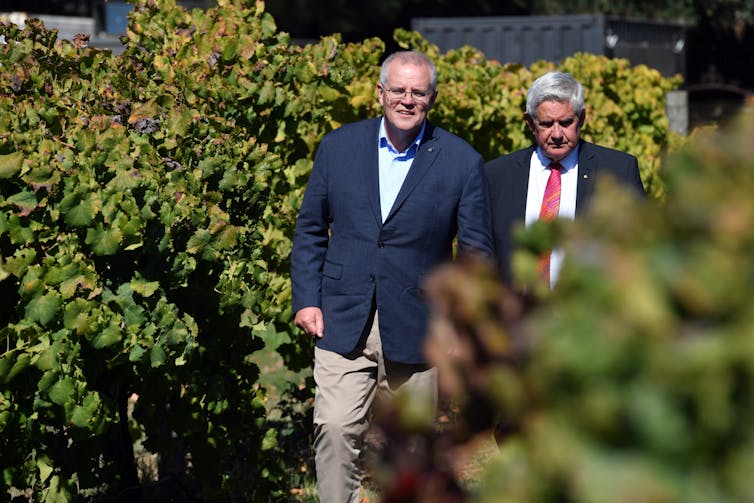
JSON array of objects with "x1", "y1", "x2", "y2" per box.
[{"x1": 383, "y1": 122, "x2": 439, "y2": 223}]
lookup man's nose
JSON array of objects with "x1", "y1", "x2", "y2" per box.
[{"x1": 401, "y1": 93, "x2": 417, "y2": 104}]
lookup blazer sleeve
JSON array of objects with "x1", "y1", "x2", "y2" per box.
[
  {"x1": 625, "y1": 154, "x2": 646, "y2": 196},
  {"x1": 456, "y1": 151, "x2": 495, "y2": 259},
  {"x1": 586, "y1": 141, "x2": 646, "y2": 197},
  {"x1": 290, "y1": 137, "x2": 331, "y2": 313}
]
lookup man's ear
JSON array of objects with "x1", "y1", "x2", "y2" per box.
[
  {"x1": 377, "y1": 83, "x2": 386, "y2": 107},
  {"x1": 428, "y1": 88, "x2": 438, "y2": 108},
  {"x1": 578, "y1": 109, "x2": 586, "y2": 129},
  {"x1": 524, "y1": 113, "x2": 536, "y2": 134}
]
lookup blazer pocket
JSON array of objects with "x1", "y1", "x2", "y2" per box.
[{"x1": 322, "y1": 260, "x2": 343, "y2": 279}]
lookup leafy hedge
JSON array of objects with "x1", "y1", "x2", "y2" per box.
[{"x1": 0, "y1": 0, "x2": 681, "y2": 500}]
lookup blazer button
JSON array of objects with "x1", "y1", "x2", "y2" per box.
[
  {"x1": 369, "y1": 274, "x2": 375, "y2": 282},
  {"x1": 378, "y1": 241, "x2": 385, "y2": 248}
]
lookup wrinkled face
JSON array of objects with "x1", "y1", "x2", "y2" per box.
[
  {"x1": 526, "y1": 100, "x2": 585, "y2": 162},
  {"x1": 377, "y1": 60, "x2": 436, "y2": 141}
]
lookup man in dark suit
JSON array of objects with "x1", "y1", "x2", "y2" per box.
[
  {"x1": 291, "y1": 50, "x2": 493, "y2": 502},
  {"x1": 485, "y1": 71, "x2": 645, "y2": 288}
]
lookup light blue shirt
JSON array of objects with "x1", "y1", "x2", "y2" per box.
[{"x1": 378, "y1": 118, "x2": 425, "y2": 222}]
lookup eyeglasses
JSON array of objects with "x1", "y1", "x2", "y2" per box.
[{"x1": 381, "y1": 86, "x2": 434, "y2": 102}]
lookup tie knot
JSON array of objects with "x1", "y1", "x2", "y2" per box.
[{"x1": 549, "y1": 162, "x2": 563, "y2": 172}]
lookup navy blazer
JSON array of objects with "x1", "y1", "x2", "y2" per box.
[
  {"x1": 291, "y1": 117, "x2": 493, "y2": 364},
  {"x1": 485, "y1": 140, "x2": 645, "y2": 283}
]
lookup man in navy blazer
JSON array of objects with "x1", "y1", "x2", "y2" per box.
[
  {"x1": 485, "y1": 71, "x2": 645, "y2": 287},
  {"x1": 291, "y1": 50, "x2": 493, "y2": 501}
]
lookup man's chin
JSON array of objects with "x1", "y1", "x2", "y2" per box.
[{"x1": 545, "y1": 147, "x2": 572, "y2": 161}]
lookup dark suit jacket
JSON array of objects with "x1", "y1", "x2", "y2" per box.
[
  {"x1": 291, "y1": 117, "x2": 493, "y2": 364},
  {"x1": 485, "y1": 140, "x2": 645, "y2": 283}
]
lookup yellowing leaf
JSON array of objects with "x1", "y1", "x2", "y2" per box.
[
  {"x1": 37, "y1": 456, "x2": 54, "y2": 483},
  {"x1": 0, "y1": 152, "x2": 24, "y2": 178},
  {"x1": 128, "y1": 101, "x2": 159, "y2": 125},
  {"x1": 131, "y1": 277, "x2": 160, "y2": 297}
]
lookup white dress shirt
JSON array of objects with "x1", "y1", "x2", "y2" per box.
[{"x1": 524, "y1": 146, "x2": 579, "y2": 287}]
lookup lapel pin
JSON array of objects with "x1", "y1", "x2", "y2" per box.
[{"x1": 583, "y1": 174, "x2": 588, "y2": 179}]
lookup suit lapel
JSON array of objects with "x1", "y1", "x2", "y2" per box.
[
  {"x1": 362, "y1": 119, "x2": 383, "y2": 226},
  {"x1": 509, "y1": 147, "x2": 532, "y2": 221},
  {"x1": 383, "y1": 122, "x2": 439, "y2": 223},
  {"x1": 576, "y1": 140, "x2": 595, "y2": 214}
]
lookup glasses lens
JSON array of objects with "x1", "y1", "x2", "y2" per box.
[{"x1": 386, "y1": 88, "x2": 430, "y2": 101}]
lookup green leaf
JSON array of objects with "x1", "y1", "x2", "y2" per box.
[
  {"x1": 123, "y1": 302, "x2": 146, "y2": 327},
  {"x1": 222, "y1": 38, "x2": 239, "y2": 61},
  {"x1": 25, "y1": 292, "x2": 62, "y2": 326},
  {"x1": 258, "y1": 81, "x2": 275, "y2": 104},
  {"x1": 0, "y1": 354, "x2": 10, "y2": 382},
  {"x1": 131, "y1": 276, "x2": 160, "y2": 297},
  {"x1": 64, "y1": 200, "x2": 95, "y2": 227},
  {"x1": 261, "y1": 427, "x2": 278, "y2": 450},
  {"x1": 44, "y1": 474, "x2": 72, "y2": 503},
  {"x1": 107, "y1": 168, "x2": 142, "y2": 191},
  {"x1": 7, "y1": 214, "x2": 34, "y2": 244},
  {"x1": 5, "y1": 353, "x2": 31, "y2": 383},
  {"x1": 4, "y1": 247, "x2": 36, "y2": 276},
  {"x1": 5, "y1": 189, "x2": 38, "y2": 216},
  {"x1": 44, "y1": 264, "x2": 77, "y2": 286},
  {"x1": 129, "y1": 344, "x2": 146, "y2": 363},
  {"x1": 59, "y1": 272, "x2": 94, "y2": 299},
  {"x1": 38, "y1": 370, "x2": 59, "y2": 392},
  {"x1": 75, "y1": 129, "x2": 97, "y2": 154},
  {"x1": 63, "y1": 299, "x2": 94, "y2": 334},
  {"x1": 85, "y1": 223, "x2": 123, "y2": 255},
  {"x1": 0, "y1": 151, "x2": 24, "y2": 178},
  {"x1": 150, "y1": 345, "x2": 167, "y2": 367},
  {"x1": 0, "y1": 211, "x2": 8, "y2": 237},
  {"x1": 48, "y1": 377, "x2": 75, "y2": 406},
  {"x1": 36, "y1": 345, "x2": 58, "y2": 371},
  {"x1": 37, "y1": 455, "x2": 54, "y2": 483},
  {"x1": 70, "y1": 392, "x2": 101, "y2": 428},
  {"x1": 186, "y1": 229, "x2": 211, "y2": 255},
  {"x1": 214, "y1": 226, "x2": 238, "y2": 250},
  {"x1": 92, "y1": 324, "x2": 122, "y2": 349}
]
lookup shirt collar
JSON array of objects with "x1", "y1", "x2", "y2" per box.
[
  {"x1": 534, "y1": 145, "x2": 579, "y2": 173},
  {"x1": 379, "y1": 117, "x2": 426, "y2": 154}
]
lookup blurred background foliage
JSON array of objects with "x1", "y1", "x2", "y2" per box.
[{"x1": 406, "y1": 108, "x2": 754, "y2": 502}]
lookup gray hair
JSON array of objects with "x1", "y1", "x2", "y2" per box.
[
  {"x1": 380, "y1": 51, "x2": 438, "y2": 90},
  {"x1": 526, "y1": 71, "x2": 584, "y2": 118}
]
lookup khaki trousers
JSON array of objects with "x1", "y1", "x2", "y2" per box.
[{"x1": 313, "y1": 309, "x2": 437, "y2": 503}]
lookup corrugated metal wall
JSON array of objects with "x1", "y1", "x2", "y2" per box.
[
  {"x1": 412, "y1": 14, "x2": 686, "y2": 79},
  {"x1": 413, "y1": 15, "x2": 605, "y2": 67}
]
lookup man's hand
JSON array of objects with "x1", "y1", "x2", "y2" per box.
[{"x1": 294, "y1": 307, "x2": 324, "y2": 338}]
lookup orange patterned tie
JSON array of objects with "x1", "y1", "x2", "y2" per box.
[{"x1": 538, "y1": 162, "x2": 562, "y2": 283}]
